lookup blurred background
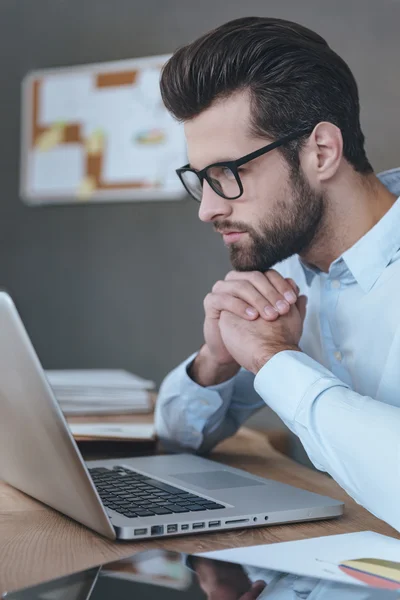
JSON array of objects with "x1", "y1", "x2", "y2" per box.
[{"x1": 1, "y1": 0, "x2": 399, "y2": 464}]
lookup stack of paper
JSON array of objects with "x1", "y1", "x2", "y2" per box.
[
  {"x1": 69, "y1": 423, "x2": 156, "y2": 440},
  {"x1": 45, "y1": 369, "x2": 155, "y2": 416}
]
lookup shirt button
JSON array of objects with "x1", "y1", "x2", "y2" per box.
[
  {"x1": 200, "y1": 399, "x2": 210, "y2": 406},
  {"x1": 334, "y1": 351, "x2": 342, "y2": 362},
  {"x1": 331, "y1": 280, "x2": 341, "y2": 289}
]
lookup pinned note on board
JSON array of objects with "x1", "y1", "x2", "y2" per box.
[{"x1": 20, "y1": 54, "x2": 187, "y2": 205}]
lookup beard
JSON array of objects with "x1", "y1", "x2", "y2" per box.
[{"x1": 216, "y1": 167, "x2": 325, "y2": 272}]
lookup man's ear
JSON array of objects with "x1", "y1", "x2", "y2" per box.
[{"x1": 301, "y1": 122, "x2": 343, "y2": 183}]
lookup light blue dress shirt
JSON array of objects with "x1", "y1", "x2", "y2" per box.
[{"x1": 155, "y1": 168, "x2": 400, "y2": 532}]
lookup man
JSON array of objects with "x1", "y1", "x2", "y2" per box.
[{"x1": 155, "y1": 17, "x2": 400, "y2": 531}]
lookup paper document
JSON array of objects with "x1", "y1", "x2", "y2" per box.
[
  {"x1": 45, "y1": 369, "x2": 154, "y2": 416},
  {"x1": 46, "y1": 369, "x2": 155, "y2": 390},
  {"x1": 69, "y1": 423, "x2": 155, "y2": 440},
  {"x1": 200, "y1": 532, "x2": 400, "y2": 588}
]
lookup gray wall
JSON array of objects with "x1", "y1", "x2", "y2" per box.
[{"x1": 1, "y1": 1, "x2": 399, "y2": 439}]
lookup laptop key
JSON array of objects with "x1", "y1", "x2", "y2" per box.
[
  {"x1": 135, "y1": 510, "x2": 155, "y2": 517},
  {"x1": 185, "y1": 495, "x2": 204, "y2": 501},
  {"x1": 202, "y1": 503, "x2": 225, "y2": 509},
  {"x1": 90, "y1": 468, "x2": 111, "y2": 474},
  {"x1": 164, "y1": 504, "x2": 190, "y2": 513},
  {"x1": 145, "y1": 479, "x2": 183, "y2": 495},
  {"x1": 152, "y1": 507, "x2": 173, "y2": 515}
]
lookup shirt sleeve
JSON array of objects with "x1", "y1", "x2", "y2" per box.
[
  {"x1": 155, "y1": 352, "x2": 265, "y2": 453},
  {"x1": 254, "y1": 350, "x2": 400, "y2": 532}
]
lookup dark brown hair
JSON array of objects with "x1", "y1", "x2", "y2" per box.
[{"x1": 160, "y1": 17, "x2": 373, "y2": 174}]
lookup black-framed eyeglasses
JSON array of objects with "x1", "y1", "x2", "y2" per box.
[{"x1": 176, "y1": 128, "x2": 312, "y2": 202}]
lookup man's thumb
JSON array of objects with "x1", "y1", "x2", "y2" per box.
[{"x1": 296, "y1": 294, "x2": 308, "y2": 322}]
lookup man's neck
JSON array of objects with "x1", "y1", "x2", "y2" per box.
[{"x1": 300, "y1": 173, "x2": 397, "y2": 273}]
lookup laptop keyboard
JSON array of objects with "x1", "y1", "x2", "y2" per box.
[{"x1": 88, "y1": 466, "x2": 225, "y2": 518}]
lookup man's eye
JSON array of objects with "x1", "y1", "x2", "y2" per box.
[{"x1": 222, "y1": 167, "x2": 236, "y2": 179}]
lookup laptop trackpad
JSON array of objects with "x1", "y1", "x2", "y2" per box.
[{"x1": 172, "y1": 470, "x2": 265, "y2": 490}]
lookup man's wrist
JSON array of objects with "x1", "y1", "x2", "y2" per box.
[
  {"x1": 188, "y1": 346, "x2": 240, "y2": 387},
  {"x1": 250, "y1": 344, "x2": 301, "y2": 374}
]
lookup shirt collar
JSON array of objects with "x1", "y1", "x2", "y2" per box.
[{"x1": 299, "y1": 167, "x2": 400, "y2": 292}]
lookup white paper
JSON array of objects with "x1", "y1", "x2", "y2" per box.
[
  {"x1": 31, "y1": 145, "x2": 84, "y2": 193},
  {"x1": 69, "y1": 422, "x2": 155, "y2": 439},
  {"x1": 200, "y1": 532, "x2": 400, "y2": 587},
  {"x1": 59, "y1": 404, "x2": 150, "y2": 416},
  {"x1": 46, "y1": 369, "x2": 155, "y2": 390},
  {"x1": 55, "y1": 391, "x2": 149, "y2": 404},
  {"x1": 46, "y1": 369, "x2": 153, "y2": 415},
  {"x1": 40, "y1": 72, "x2": 93, "y2": 125}
]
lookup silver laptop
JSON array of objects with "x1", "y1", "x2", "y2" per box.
[{"x1": 0, "y1": 292, "x2": 343, "y2": 540}]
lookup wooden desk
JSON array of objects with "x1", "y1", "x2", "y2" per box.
[{"x1": 0, "y1": 427, "x2": 398, "y2": 595}]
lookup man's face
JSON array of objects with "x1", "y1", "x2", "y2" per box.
[{"x1": 184, "y1": 91, "x2": 324, "y2": 271}]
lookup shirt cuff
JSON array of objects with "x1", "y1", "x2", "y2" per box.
[
  {"x1": 253, "y1": 350, "x2": 349, "y2": 426},
  {"x1": 182, "y1": 353, "x2": 236, "y2": 428},
  {"x1": 161, "y1": 353, "x2": 237, "y2": 449}
]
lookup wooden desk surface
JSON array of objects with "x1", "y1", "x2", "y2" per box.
[{"x1": 0, "y1": 427, "x2": 398, "y2": 595}]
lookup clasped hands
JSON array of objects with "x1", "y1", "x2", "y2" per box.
[{"x1": 203, "y1": 269, "x2": 307, "y2": 375}]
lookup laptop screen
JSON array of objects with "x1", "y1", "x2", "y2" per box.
[{"x1": 3, "y1": 549, "x2": 399, "y2": 600}]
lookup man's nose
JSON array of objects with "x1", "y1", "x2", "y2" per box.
[{"x1": 198, "y1": 181, "x2": 233, "y2": 223}]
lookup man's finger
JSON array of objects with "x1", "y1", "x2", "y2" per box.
[
  {"x1": 286, "y1": 277, "x2": 300, "y2": 295},
  {"x1": 224, "y1": 271, "x2": 294, "y2": 315},
  {"x1": 204, "y1": 292, "x2": 260, "y2": 320},
  {"x1": 265, "y1": 270, "x2": 298, "y2": 304},
  {"x1": 240, "y1": 580, "x2": 267, "y2": 599},
  {"x1": 296, "y1": 294, "x2": 308, "y2": 322},
  {"x1": 213, "y1": 279, "x2": 280, "y2": 320}
]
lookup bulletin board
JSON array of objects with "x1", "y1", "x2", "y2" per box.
[{"x1": 20, "y1": 54, "x2": 187, "y2": 205}]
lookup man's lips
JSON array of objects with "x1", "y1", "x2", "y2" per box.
[{"x1": 220, "y1": 231, "x2": 247, "y2": 244}]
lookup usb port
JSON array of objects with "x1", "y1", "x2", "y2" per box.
[
  {"x1": 167, "y1": 524, "x2": 178, "y2": 533},
  {"x1": 181, "y1": 524, "x2": 189, "y2": 530},
  {"x1": 192, "y1": 522, "x2": 205, "y2": 529},
  {"x1": 134, "y1": 528, "x2": 147, "y2": 536},
  {"x1": 208, "y1": 520, "x2": 221, "y2": 528}
]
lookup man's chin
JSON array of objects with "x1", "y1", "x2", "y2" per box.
[
  {"x1": 229, "y1": 249, "x2": 264, "y2": 272},
  {"x1": 229, "y1": 246, "x2": 280, "y2": 272}
]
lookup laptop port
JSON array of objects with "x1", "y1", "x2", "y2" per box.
[
  {"x1": 167, "y1": 524, "x2": 178, "y2": 533},
  {"x1": 192, "y1": 522, "x2": 205, "y2": 529},
  {"x1": 181, "y1": 524, "x2": 189, "y2": 531},
  {"x1": 134, "y1": 528, "x2": 147, "y2": 536},
  {"x1": 208, "y1": 520, "x2": 221, "y2": 528},
  {"x1": 225, "y1": 518, "x2": 249, "y2": 525},
  {"x1": 151, "y1": 525, "x2": 164, "y2": 536}
]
